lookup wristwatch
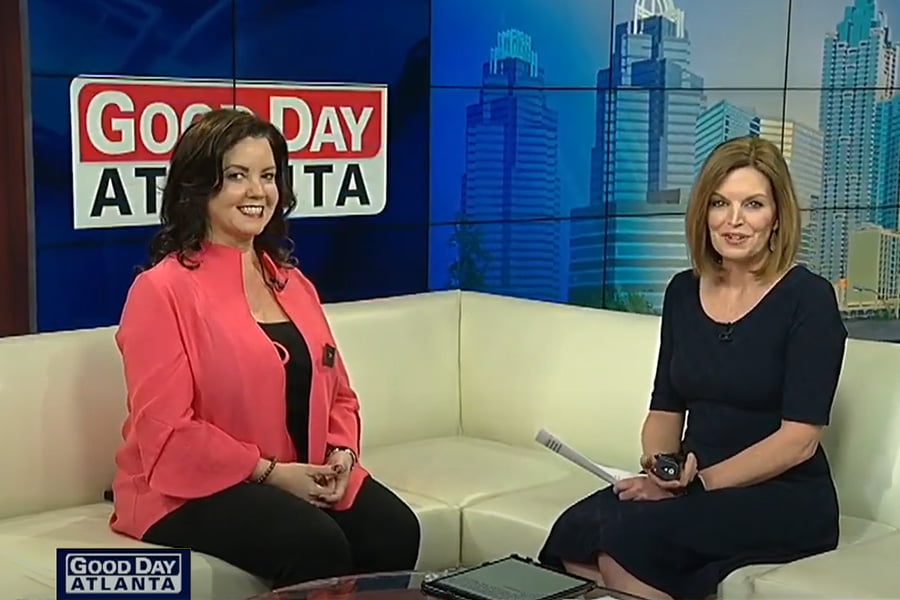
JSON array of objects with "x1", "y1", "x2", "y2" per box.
[{"x1": 327, "y1": 446, "x2": 357, "y2": 468}]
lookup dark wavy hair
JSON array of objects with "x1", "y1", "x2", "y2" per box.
[{"x1": 147, "y1": 108, "x2": 298, "y2": 269}]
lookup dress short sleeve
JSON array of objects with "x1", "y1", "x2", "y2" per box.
[
  {"x1": 649, "y1": 275, "x2": 686, "y2": 413},
  {"x1": 781, "y1": 277, "x2": 848, "y2": 425}
]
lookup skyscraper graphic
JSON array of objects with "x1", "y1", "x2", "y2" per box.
[
  {"x1": 874, "y1": 95, "x2": 900, "y2": 230},
  {"x1": 759, "y1": 119, "x2": 824, "y2": 272},
  {"x1": 459, "y1": 29, "x2": 561, "y2": 302},
  {"x1": 569, "y1": 0, "x2": 703, "y2": 311},
  {"x1": 695, "y1": 100, "x2": 760, "y2": 176},
  {"x1": 817, "y1": 0, "x2": 898, "y2": 282}
]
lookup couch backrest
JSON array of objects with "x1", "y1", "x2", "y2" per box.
[
  {"x1": 324, "y1": 290, "x2": 462, "y2": 449},
  {"x1": 458, "y1": 292, "x2": 656, "y2": 472},
  {"x1": 458, "y1": 291, "x2": 900, "y2": 528},
  {"x1": 0, "y1": 326, "x2": 125, "y2": 520}
]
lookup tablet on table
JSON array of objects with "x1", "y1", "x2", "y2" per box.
[{"x1": 420, "y1": 555, "x2": 596, "y2": 600}]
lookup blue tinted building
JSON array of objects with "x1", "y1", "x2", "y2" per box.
[
  {"x1": 817, "y1": 0, "x2": 898, "y2": 282},
  {"x1": 874, "y1": 95, "x2": 900, "y2": 231},
  {"x1": 695, "y1": 100, "x2": 760, "y2": 176},
  {"x1": 569, "y1": 0, "x2": 703, "y2": 311},
  {"x1": 460, "y1": 29, "x2": 562, "y2": 301}
]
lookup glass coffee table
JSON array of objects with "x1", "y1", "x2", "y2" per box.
[{"x1": 249, "y1": 570, "x2": 650, "y2": 600}]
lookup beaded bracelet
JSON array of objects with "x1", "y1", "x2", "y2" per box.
[{"x1": 255, "y1": 458, "x2": 277, "y2": 484}]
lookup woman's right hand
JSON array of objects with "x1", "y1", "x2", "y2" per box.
[{"x1": 267, "y1": 462, "x2": 340, "y2": 507}]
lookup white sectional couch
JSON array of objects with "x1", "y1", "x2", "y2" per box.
[{"x1": 1, "y1": 290, "x2": 899, "y2": 599}]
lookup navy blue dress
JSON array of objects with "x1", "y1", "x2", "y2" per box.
[{"x1": 538, "y1": 266, "x2": 847, "y2": 599}]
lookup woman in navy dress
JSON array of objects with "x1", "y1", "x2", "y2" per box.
[{"x1": 539, "y1": 136, "x2": 847, "y2": 600}]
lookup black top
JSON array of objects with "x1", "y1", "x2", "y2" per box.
[
  {"x1": 651, "y1": 265, "x2": 848, "y2": 480},
  {"x1": 258, "y1": 320, "x2": 313, "y2": 462}
]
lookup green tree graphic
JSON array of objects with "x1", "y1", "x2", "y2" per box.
[
  {"x1": 568, "y1": 286, "x2": 605, "y2": 309},
  {"x1": 569, "y1": 285, "x2": 656, "y2": 314},
  {"x1": 605, "y1": 287, "x2": 657, "y2": 315},
  {"x1": 448, "y1": 212, "x2": 491, "y2": 289},
  {"x1": 870, "y1": 306, "x2": 896, "y2": 320}
]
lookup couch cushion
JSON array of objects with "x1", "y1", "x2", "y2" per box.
[
  {"x1": 0, "y1": 503, "x2": 267, "y2": 600},
  {"x1": 363, "y1": 436, "x2": 574, "y2": 508},
  {"x1": 395, "y1": 489, "x2": 461, "y2": 571},
  {"x1": 0, "y1": 489, "x2": 460, "y2": 600},
  {"x1": 459, "y1": 473, "x2": 601, "y2": 565},
  {"x1": 719, "y1": 515, "x2": 897, "y2": 599},
  {"x1": 747, "y1": 529, "x2": 900, "y2": 599},
  {"x1": 325, "y1": 291, "x2": 462, "y2": 450}
]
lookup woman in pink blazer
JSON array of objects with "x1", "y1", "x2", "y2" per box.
[{"x1": 109, "y1": 108, "x2": 420, "y2": 589}]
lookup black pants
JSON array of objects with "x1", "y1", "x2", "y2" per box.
[{"x1": 143, "y1": 476, "x2": 421, "y2": 590}]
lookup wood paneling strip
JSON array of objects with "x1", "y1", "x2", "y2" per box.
[{"x1": 0, "y1": 0, "x2": 33, "y2": 337}]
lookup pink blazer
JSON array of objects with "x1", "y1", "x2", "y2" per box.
[{"x1": 109, "y1": 241, "x2": 369, "y2": 539}]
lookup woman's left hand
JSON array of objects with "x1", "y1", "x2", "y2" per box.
[
  {"x1": 319, "y1": 450, "x2": 354, "y2": 504},
  {"x1": 613, "y1": 476, "x2": 675, "y2": 501},
  {"x1": 647, "y1": 451, "x2": 699, "y2": 491}
]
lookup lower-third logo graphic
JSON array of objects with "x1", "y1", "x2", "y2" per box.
[{"x1": 57, "y1": 548, "x2": 190, "y2": 599}]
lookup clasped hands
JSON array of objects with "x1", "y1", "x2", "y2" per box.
[
  {"x1": 613, "y1": 452, "x2": 699, "y2": 501},
  {"x1": 268, "y1": 450, "x2": 354, "y2": 508}
]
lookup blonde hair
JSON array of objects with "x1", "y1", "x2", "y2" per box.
[{"x1": 685, "y1": 136, "x2": 801, "y2": 281}]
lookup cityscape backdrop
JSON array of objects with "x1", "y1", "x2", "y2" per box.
[
  {"x1": 20, "y1": 0, "x2": 900, "y2": 342},
  {"x1": 429, "y1": 0, "x2": 900, "y2": 343}
]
